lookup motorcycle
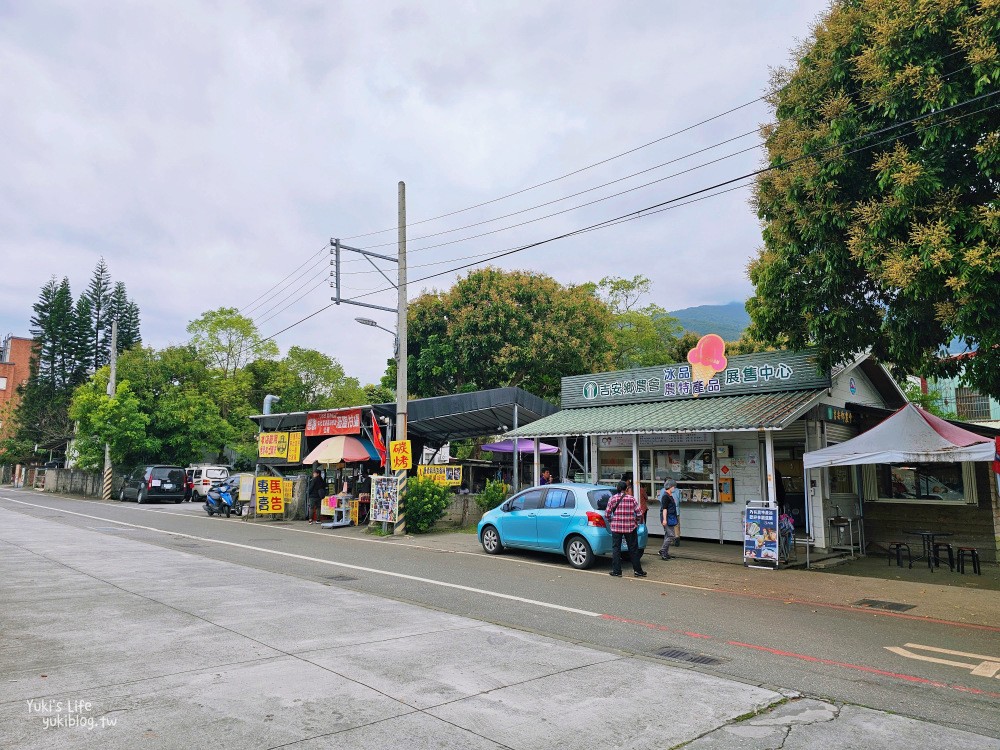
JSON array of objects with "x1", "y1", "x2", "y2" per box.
[{"x1": 204, "y1": 477, "x2": 241, "y2": 518}]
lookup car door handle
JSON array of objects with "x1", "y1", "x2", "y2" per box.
[
  {"x1": 560, "y1": 513, "x2": 570, "y2": 517},
  {"x1": 527, "y1": 513, "x2": 536, "y2": 517}
]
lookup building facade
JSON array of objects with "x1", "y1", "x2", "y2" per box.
[{"x1": 0, "y1": 334, "x2": 34, "y2": 443}]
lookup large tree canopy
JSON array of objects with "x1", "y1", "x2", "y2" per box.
[
  {"x1": 748, "y1": 0, "x2": 1000, "y2": 395},
  {"x1": 402, "y1": 267, "x2": 615, "y2": 401}
]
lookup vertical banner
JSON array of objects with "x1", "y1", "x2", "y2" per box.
[
  {"x1": 287, "y1": 432, "x2": 302, "y2": 463},
  {"x1": 371, "y1": 475, "x2": 400, "y2": 523},
  {"x1": 389, "y1": 440, "x2": 413, "y2": 471},
  {"x1": 744, "y1": 506, "x2": 779, "y2": 566}
]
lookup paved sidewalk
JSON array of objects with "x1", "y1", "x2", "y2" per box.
[{"x1": 3, "y1": 507, "x2": 999, "y2": 749}]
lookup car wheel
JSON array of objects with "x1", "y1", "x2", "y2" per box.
[
  {"x1": 136, "y1": 489, "x2": 145, "y2": 504},
  {"x1": 565, "y1": 536, "x2": 595, "y2": 569},
  {"x1": 480, "y1": 526, "x2": 503, "y2": 554}
]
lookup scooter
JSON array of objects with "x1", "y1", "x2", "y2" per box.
[{"x1": 204, "y1": 477, "x2": 239, "y2": 518}]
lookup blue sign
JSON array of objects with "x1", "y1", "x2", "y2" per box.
[{"x1": 744, "y1": 506, "x2": 779, "y2": 565}]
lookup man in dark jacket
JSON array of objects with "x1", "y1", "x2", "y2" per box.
[{"x1": 307, "y1": 468, "x2": 326, "y2": 524}]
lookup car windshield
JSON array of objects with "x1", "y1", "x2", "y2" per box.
[
  {"x1": 152, "y1": 468, "x2": 185, "y2": 483},
  {"x1": 587, "y1": 488, "x2": 613, "y2": 510},
  {"x1": 206, "y1": 468, "x2": 228, "y2": 479}
]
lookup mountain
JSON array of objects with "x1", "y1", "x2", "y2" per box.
[{"x1": 667, "y1": 301, "x2": 750, "y2": 342}]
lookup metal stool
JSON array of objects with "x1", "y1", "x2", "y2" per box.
[
  {"x1": 932, "y1": 542, "x2": 954, "y2": 571},
  {"x1": 957, "y1": 547, "x2": 981, "y2": 575},
  {"x1": 886, "y1": 542, "x2": 911, "y2": 568}
]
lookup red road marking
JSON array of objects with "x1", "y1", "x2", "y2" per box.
[{"x1": 601, "y1": 614, "x2": 1000, "y2": 699}]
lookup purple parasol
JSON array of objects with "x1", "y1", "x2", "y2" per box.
[{"x1": 481, "y1": 438, "x2": 559, "y2": 454}]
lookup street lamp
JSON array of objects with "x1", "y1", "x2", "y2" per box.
[{"x1": 356, "y1": 317, "x2": 398, "y2": 359}]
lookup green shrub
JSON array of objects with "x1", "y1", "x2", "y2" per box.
[
  {"x1": 403, "y1": 477, "x2": 452, "y2": 533},
  {"x1": 475, "y1": 479, "x2": 509, "y2": 514}
]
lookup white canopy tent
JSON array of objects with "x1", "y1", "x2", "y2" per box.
[{"x1": 803, "y1": 403, "x2": 996, "y2": 469}]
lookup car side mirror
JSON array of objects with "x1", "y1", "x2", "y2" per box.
[{"x1": 501, "y1": 501, "x2": 512, "y2": 512}]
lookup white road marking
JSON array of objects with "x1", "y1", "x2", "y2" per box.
[
  {"x1": 1, "y1": 491, "x2": 718, "y2": 591},
  {"x1": 0, "y1": 497, "x2": 601, "y2": 618},
  {"x1": 886, "y1": 643, "x2": 1000, "y2": 679}
]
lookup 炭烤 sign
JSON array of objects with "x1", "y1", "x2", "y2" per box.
[{"x1": 390, "y1": 440, "x2": 413, "y2": 471}]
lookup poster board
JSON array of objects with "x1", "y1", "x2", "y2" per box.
[
  {"x1": 744, "y1": 505, "x2": 779, "y2": 567},
  {"x1": 256, "y1": 477, "x2": 291, "y2": 515},
  {"x1": 371, "y1": 475, "x2": 400, "y2": 523}
]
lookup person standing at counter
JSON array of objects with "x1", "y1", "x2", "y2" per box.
[
  {"x1": 307, "y1": 468, "x2": 325, "y2": 525},
  {"x1": 622, "y1": 471, "x2": 648, "y2": 524}
]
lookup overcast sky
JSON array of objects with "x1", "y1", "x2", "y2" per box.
[{"x1": 1, "y1": 1, "x2": 829, "y2": 387}]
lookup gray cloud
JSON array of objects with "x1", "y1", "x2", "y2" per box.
[{"x1": 0, "y1": 0, "x2": 827, "y2": 386}]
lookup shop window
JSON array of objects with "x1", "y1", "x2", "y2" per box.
[
  {"x1": 656, "y1": 447, "x2": 715, "y2": 503},
  {"x1": 867, "y1": 462, "x2": 976, "y2": 505},
  {"x1": 955, "y1": 387, "x2": 990, "y2": 421},
  {"x1": 828, "y1": 465, "x2": 854, "y2": 494}
]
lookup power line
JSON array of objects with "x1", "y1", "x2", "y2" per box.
[
  {"x1": 238, "y1": 244, "x2": 327, "y2": 315},
  {"x1": 252, "y1": 90, "x2": 999, "y2": 350},
  {"x1": 341, "y1": 98, "x2": 771, "y2": 240}
]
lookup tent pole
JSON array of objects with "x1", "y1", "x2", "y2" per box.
[{"x1": 512, "y1": 404, "x2": 519, "y2": 492}]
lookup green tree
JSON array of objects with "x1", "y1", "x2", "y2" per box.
[
  {"x1": 187, "y1": 307, "x2": 279, "y2": 381},
  {"x1": 69, "y1": 379, "x2": 152, "y2": 471},
  {"x1": 401, "y1": 267, "x2": 615, "y2": 401},
  {"x1": 590, "y1": 275, "x2": 684, "y2": 369},
  {"x1": 748, "y1": 0, "x2": 1000, "y2": 396}
]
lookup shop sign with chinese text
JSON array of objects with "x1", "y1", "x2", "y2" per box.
[
  {"x1": 256, "y1": 477, "x2": 290, "y2": 515},
  {"x1": 562, "y1": 349, "x2": 829, "y2": 409},
  {"x1": 390, "y1": 440, "x2": 413, "y2": 471},
  {"x1": 417, "y1": 465, "x2": 462, "y2": 485},
  {"x1": 305, "y1": 408, "x2": 362, "y2": 436},
  {"x1": 258, "y1": 431, "x2": 289, "y2": 459}
]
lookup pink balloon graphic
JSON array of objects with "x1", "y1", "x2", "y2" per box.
[{"x1": 687, "y1": 334, "x2": 728, "y2": 372}]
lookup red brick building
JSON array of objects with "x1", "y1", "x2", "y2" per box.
[{"x1": 0, "y1": 334, "x2": 34, "y2": 442}]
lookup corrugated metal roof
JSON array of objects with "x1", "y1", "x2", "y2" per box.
[{"x1": 506, "y1": 389, "x2": 826, "y2": 438}]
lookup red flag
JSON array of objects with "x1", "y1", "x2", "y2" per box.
[
  {"x1": 993, "y1": 437, "x2": 1000, "y2": 475},
  {"x1": 370, "y1": 411, "x2": 387, "y2": 467}
]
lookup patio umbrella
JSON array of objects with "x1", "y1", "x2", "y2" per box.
[
  {"x1": 301, "y1": 436, "x2": 377, "y2": 465},
  {"x1": 481, "y1": 438, "x2": 559, "y2": 454}
]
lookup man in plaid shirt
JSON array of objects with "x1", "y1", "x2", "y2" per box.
[{"x1": 606, "y1": 481, "x2": 647, "y2": 578}]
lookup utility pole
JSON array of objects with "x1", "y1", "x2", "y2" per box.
[
  {"x1": 394, "y1": 181, "x2": 408, "y2": 535},
  {"x1": 101, "y1": 320, "x2": 118, "y2": 501}
]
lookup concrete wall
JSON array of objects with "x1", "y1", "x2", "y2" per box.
[{"x1": 42, "y1": 468, "x2": 123, "y2": 497}]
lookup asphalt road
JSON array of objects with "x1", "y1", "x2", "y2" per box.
[{"x1": 3, "y1": 488, "x2": 999, "y2": 740}]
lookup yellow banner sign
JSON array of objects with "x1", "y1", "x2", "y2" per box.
[
  {"x1": 287, "y1": 432, "x2": 302, "y2": 463},
  {"x1": 389, "y1": 440, "x2": 413, "y2": 471},
  {"x1": 258, "y1": 432, "x2": 289, "y2": 459},
  {"x1": 417, "y1": 465, "x2": 462, "y2": 486},
  {"x1": 255, "y1": 477, "x2": 289, "y2": 515}
]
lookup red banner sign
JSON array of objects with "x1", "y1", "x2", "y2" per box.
[{"x1": 305, "y1": 408, "x2": 362, "y2": 436}]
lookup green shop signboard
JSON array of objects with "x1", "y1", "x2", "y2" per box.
[{"x1": 562, "y1": 345, "x2": 829, "y2": 409}]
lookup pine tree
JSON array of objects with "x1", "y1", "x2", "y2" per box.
[
  {"x1": 118, "y1": 299, "x2": 142, "y2": 351},
  {"x1": 71, "y1": 295, "x2": 94, "y2": 386},
  {"x1": 86, "y1": 258, "x2": 111, "y2": 370}
]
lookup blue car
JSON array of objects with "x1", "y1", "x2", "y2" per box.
[{"x1": 477, "y1": 483, "x2": 648, "y2": 569}]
